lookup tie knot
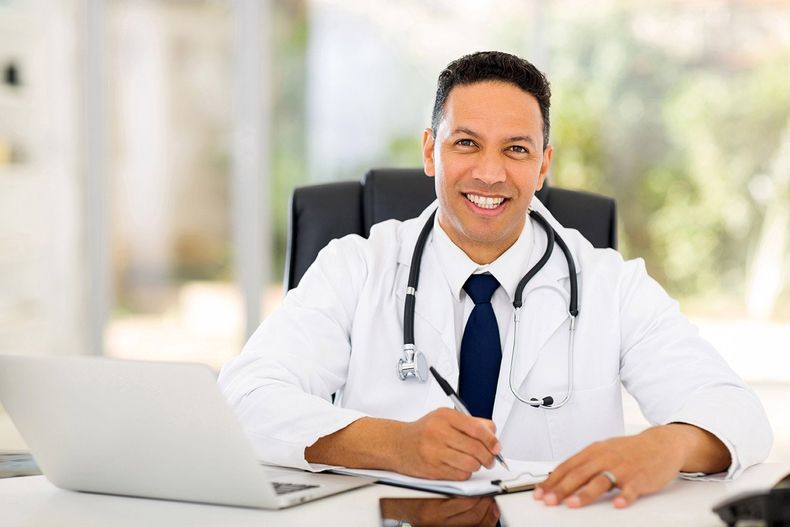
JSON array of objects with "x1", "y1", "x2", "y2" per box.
[{"x1": 463, "y1": 274, "x2": 500, "y2": 305}]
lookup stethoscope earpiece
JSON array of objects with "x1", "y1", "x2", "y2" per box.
[{"x1": 528, "y1": 396, "x2": 554, "y2": 408}]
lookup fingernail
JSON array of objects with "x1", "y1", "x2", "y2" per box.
[
  {"x1": 533, "y1": 487, "x2": 544, "y2": 499},
  {"x1": 613, "y1": 496, "x2": 627, "y2": 508},
  {"x1": 565, "y1": 495, "x2": 581, "y2": 508},
  {"x1": 544, "y1": 492, "x2": 558, "y2": 506},
  {"x1": 493, "y1": 443, "x2": 502, "y2": 454}
]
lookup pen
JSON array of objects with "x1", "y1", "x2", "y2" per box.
[{"x1": 428, "y1": 366, "x2": 510, "y2": 471}]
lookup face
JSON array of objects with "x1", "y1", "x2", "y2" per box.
[{"x1": 422, "y1": 81, "x2": 553, "y2": 264}]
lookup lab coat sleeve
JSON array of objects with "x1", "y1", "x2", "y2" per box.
[
  {"x1": 217, "y1": 236, "x2": 370, "y2": 470},
  {"x1": 616, "y1": 258, "x2": 773, "y2": 480}
]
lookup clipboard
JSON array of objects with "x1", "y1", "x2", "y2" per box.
[
  {"x1": 490, "y1": 477, "x2": 540, "y2": 494},
  {"x1": 330, "y1": 459, "x2": 554, "y2": 496}
]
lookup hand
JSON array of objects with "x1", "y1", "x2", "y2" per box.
[
  {"x1": 534, "y1": 425, "x2": 695, "y2": 509},
  {"x1": 394, "y1": 407, "x2": 501, "y2": 480}
]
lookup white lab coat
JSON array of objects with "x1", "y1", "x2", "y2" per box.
[{"x1": 218, "y1": 198, "x2": 772, "y2": 477}]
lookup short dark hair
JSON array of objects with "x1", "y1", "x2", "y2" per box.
[{"x1": 431, "y1": 51, "x2": 551, "y2": 150}]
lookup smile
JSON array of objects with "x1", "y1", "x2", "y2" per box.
[{"x1": 465, "y1": 193, "x2": 506, "y2": 209}]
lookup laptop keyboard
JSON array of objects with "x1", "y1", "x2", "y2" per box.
[{"x1": 272, "y1": 481, "x2": 319, "y2": 495}]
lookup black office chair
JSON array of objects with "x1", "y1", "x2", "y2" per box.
[{"x1": 284, "y1": 168, "x2": 617, "y2": 290}]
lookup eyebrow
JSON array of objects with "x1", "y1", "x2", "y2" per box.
[{"x1": 451, "y1": 127, "x2": 537, "y2": 148}]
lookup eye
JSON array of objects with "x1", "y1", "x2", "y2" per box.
[
  {"x1": 508, "y1": 145, "x2": 529, "y2": 154},
  {"x1": 456, "y1": 139, "x2": 476, "y2": 147}
]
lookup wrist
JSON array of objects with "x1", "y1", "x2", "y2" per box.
[
  {"x1": 639, "y1": 424, "x2": 693, "y2": 469},
  {"x1": 365, "y1": 417, "x2": 407, "y2": 472},
  {"x1": 646, "y1": 422, "x2": 730, "y2": 474},
  {"x1": 326, "y1": 417, "x2": 407, "y2": 471}
]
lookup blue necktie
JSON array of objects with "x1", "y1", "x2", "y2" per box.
[{"x1": 458, "y1": 274, "x2": 502, "y2": 420}]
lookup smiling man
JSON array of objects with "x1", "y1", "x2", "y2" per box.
[
  {"x1": 218, "y1": 51, "x2": 772, "y2": 509},
  {"x1": 425, "y1": 80, "x2": 551, "y2": 266}
]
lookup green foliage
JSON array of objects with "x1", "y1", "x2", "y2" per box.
[
  {"x1": 267, "y1": 2, "x2": 789, "y2": 316},
  {"x1": 548, "y1": 6, "x2": 790, "y2": 313}
]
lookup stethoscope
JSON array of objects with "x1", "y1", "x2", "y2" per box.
[{"x1": 396, "y1": 208, "x2": 579, "y2": 409}]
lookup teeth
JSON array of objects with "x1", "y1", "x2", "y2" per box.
[{"x1": 466, "y1": 193, "x2": 505, "y2": 209}]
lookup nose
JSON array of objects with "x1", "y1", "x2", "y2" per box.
[{"x1": 471, "y1": 150, "x2": 506, "y2": 186}]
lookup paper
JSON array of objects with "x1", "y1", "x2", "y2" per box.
[{"x1": 330, "y1": 459, "x2": 555, "y2": 496}]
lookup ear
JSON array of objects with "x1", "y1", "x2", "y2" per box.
[
  {"x1": 536, "y1": 144, "x2": 553, "y2": 190},
  {"x1": 422, "y1": 128, "x2": 436, "y2": 178}
]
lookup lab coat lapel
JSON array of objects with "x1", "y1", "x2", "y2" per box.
[
  {"x1": 396, "y1": 202, "x2": 457, "y2": 376},
  {"x1": 492, "y1": 205, "x2": 576, "y2": 426}
]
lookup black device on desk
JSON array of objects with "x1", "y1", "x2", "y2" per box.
[
  {"x1": 380, "y1": 497, "x2": 507, "y2": 527},
  {"x1": 713, "y1": 472, "x2": 790, "y2": 526}
]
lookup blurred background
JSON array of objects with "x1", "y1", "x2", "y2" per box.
[{"x1": 0, "y1": 0, "x2": 788, "y2": 460}]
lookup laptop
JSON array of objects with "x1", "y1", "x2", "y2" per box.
[{"x1": 0, "y1": 353, "x2": 373, "y2": 509}]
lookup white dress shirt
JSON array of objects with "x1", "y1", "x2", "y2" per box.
[{"x1": 431, "y1": 211, "x2": 534, "y2": 362}]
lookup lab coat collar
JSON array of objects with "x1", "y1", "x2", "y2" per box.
[
  {"x1": 397, "y1": 200, "x2": 439, "y2": 268},
  {"x1": 395, "y1": 197, "x2": 583, "y2": 416},
  {"x1": 395, "y1": 201, "x2": 457, "y2": 374},
  {"x1": 398, "y1": 197, "x2": 582, "y2": 288},
  {"x1": 431, "y1": 210, "x2": 534, "y2": 304},
  {"x1": 491, "y1": 197, "x2": 583, "y2": 427}
]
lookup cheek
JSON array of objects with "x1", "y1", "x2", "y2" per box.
[{"x1": 511, "y1": 167, "x2": 541, "y2": 193}]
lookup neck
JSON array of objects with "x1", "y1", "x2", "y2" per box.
[{"x1": 437, "y1": 216, "x2": 524, "y2": 265}]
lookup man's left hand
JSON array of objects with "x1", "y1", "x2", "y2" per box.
[{"x1": 533, "y1": 423, "x2": 730, "y2": 509}]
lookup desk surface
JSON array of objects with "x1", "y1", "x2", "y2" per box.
[{"x1": 2, "y1": 463, "x2": 788, "y2": 526}]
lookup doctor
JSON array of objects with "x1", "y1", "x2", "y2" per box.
[{"x1": 218, "y1": 51, "x2": 772, "y2": 509}]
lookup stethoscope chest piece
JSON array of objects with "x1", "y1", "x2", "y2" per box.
[{"x1": 397, "y1": 346, "x2": 428, "y2": 382}]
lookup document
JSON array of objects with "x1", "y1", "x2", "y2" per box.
[{"x1": 330, "y1": 459, "x2": 555, "y2": 496}]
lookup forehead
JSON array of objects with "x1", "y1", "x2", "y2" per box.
[{"x1": 439, "y1": 81, "x2": 543, "y2": 140}]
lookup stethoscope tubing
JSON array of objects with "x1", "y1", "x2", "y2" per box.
[{"x1": 400, "y1": 207, "x2": 579, "y2": 409}]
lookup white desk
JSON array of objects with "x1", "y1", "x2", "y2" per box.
[{"x1": 2, "y1": 463, "x2": 788, "y2": 526}]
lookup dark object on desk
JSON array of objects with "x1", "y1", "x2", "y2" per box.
[
  {"x1": 380, "y1": 496, "x2": 505, "y2": 527},
  {"x1": 0, "y1": 451, "x2": 41, "y2": 479},
  {"x1": 713, "y1": 471, "x2": 790, "y2": 526},
  {"x1": 3, "y1": 62, "x2": 21, "y2": 87},
  {"x1": 284, "y1": 168, "x2": 617, "y2": 290}
]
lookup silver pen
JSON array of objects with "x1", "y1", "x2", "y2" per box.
[{"x1": 428, "y1": 366, "x2": 510, "y2": 471}]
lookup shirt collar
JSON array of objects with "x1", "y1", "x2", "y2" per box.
[{"x1": 432, "y1": 213, "x2": 534, "y2": 303}]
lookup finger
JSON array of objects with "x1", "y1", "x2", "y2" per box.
[
  {"x1": 447, "y1": 414, "x2": 501, "y2": 455},
  {"x1": 564, "y1": 472, "x2": 616, "y2": 508},
  {"x1": 442, "y1": 423, "x2": 497, "y2": 469},
  {"x1": 438, "y1": 459, "x2": 473, "y2": 481},
  {"x1": 538, "y1": 445, "x2": 598, "y2": 491},
  {"x1": 420, "y1": 458, "x2": 471, "y2": 480},
  {"x1": 451, "y1": 434, "x2": 496, "y2": 469},
  {"x1": 540, "y1": 460, "x2": 602, "y2": 505},
  {"x1": 478, "y1": 418, "x2": 497, "y2": 435},
  {"x1": 442, "y1": 441, "x2": 488, "y2": 473},
  {"x1": 613, "y1": 486, "x2": 639, "y2": 508}
]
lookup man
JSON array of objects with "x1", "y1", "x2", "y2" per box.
[{"x1": 219, "y1": 51, "x2": 772, "y2": 508}]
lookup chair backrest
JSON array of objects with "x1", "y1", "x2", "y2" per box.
[{"x1": 284, "y1": 168, "x2": 617, "y2": 290}]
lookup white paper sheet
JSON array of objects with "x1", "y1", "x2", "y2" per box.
[{"x1": 330, "y1": 459, "x2": 555, "y2": 496}]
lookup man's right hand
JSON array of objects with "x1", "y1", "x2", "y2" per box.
[
  {"x1": 395, "y1": 408, "x2": 501, "y2": 480},
  {"x1": 305, "y1": 409, "x2": 501, "y2": 481}
]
